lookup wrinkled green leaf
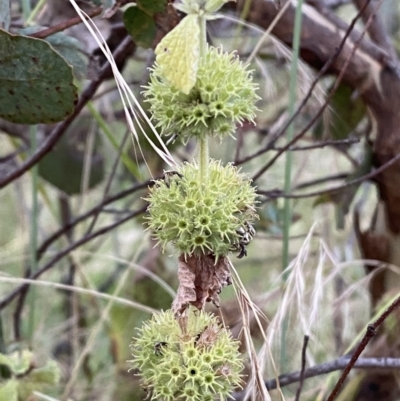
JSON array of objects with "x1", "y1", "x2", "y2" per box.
[
  {"x1": 38, "y1": 125, "x2": 104, "y2": 195},
  {"x1": 314, "y1": 82, "x2": 366, "y2": 140},
  {"x1": 123, "y1": 6, "x2": 156, "y2": 48},
  {"x1": 0, "y1": 29, "x2": 77, "y2": 124},
  {"x1": 137, "y1": 0, "x2": 167, "y2": 15},
  {"x1": 20, "y1": 27, "x2": 88, "y2": 79}
]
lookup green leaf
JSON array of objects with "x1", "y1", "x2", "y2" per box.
[
  {"x1": 38, "y1": 123, "x2": 104, "y2": 195},
  {"x1": 0, "y1": 354, "x2": 12, "y2": 368},
  {"x1": 137, "y1": 0, "x2": 167, "y2": 15},
  {"x1": 123, "y1": 6, "x2": 157, "y2": 48},
  {"x1": 18, "y1": 360, "x2": 61, "y2": 401},
  {"x1": 0, "y1": 29, "x2": 77, "y2": 124},
  {"x1": 0, "y1": 379, "x2": 18, "y2": 401},
  {"x1": 313, "y1": 82, "x2": 366, "y2": 140},
  {"x1": 20, "y1": 28, "x2": 88, "y2": 79}
]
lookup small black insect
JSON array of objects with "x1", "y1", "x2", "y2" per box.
[
  {"x1": 154, "y1": 341, "x2": 168, "y2": 356},
  {"x1": 162, "y1": 170, "x2": 183, "y2": 186},
  {"x1": 234, "y1": 221, "x2": 256, "y2": 259},
  {"x1": 149, "y1": 170, "x2": 183, "y2": 188}
]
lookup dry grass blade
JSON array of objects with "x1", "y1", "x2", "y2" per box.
[
  {"x1": 229, "y1": 259, "x2": 277, "y2": 401},
  {"x1": 68, "y1": 0, "x2": 177, "y2": 170},
  {"x1": 0, "y1": 275, "x2": 157, "y2": 314}
]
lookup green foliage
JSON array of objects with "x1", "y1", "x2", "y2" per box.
[
  {"x1": 137, "y1": 0, "x2": 168, "y2": 15},
  {"x1": 146, "y1": 159, "x2": 258, "y2": 258},
  {"x1": 123, "y1": 0, "x2": 167, "y2": 48},
  {"x1": 314, "y1": 82, "x2": 366, "y2": 140},
  {"x1": 0, "y1": 29, "x2": 77, "y2": 124},
  {"x1": 123, "y1": 7, "x2": 157, "y2": 48},
  {"x1": 38, "y1": 125, "x2": 104, "y2": 194},
  {"x1": 0, "y1": 350, "x2": 60, "y2": 401},
  {"x1": 144, "y1": 46, "x2": 259, "y2": 143},
  {"x1": 0, "y1": 380, "x2": 17, "y2": 401},
  {"x1": 129, "y1": 309, "x2": 243, "y2": 401}
]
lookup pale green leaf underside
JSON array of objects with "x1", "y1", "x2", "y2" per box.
[{"x1": 155, "y1": 14, "x2": 200, "y2": 95}]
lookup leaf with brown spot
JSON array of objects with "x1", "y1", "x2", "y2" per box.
[{"x1": 0, "y1": 29, "x2": 77, "y2": 124}]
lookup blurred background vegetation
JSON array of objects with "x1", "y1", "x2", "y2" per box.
[{"x1": 1, "y1": 0, "x2": 400, "y2": 400}]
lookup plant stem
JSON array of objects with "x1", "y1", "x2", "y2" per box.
[
  {"x1": 199, "y1": 14, "x2": 207, "y2": 63},
  {"x1": 199, "y1": 136, "x2": 209, "y2": 180},
  {"x1": 22, "y1": 0, "x2": 38, "y2": 344},
  {"x1": 281, "y1": 0, "x2": 304, "y2": 368},
  {"x1": 26, "y1": 0, "x2": 47, "y2": 25},
  {"x1": 197, "y1": 13, "x2": 209, "y2": 180},
  {"x1": 28, "y1": 126, "x2": 39, "y2": 343}
]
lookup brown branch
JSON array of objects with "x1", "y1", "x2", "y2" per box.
[
  {"x1": 258, "y1": 148, "x2": 400, "y2": 199},
  {"x1": 309, "y1": 0, "x2": 395, "y2": 66},
  {"x1": 263, "y1": 356, "x2": 400, "y2": 390},
  {"x1": 250, "y1": 0, "x2": 383, "y2": 182},
  {"x1": 29, "y1": 7, "x2": 103, "y2": 39},
  {"x1": 353, "y1": 0, "x2": 398, "y2": 61},
  {"x1": 84, "y1": 129, "x2": 131, "y2": 235},
  {"x1": 235, "y1": 0, "x2": 370, "y2": 168},
  {"x1": 0, "y1": 35, "x2": 135, "y2": 190},
  {"x1": 36, "y1": 181, "x2": 149, "y2": 261},
  {"x1": 294, "y1": 335, "x2": 309, "y2": 401},
  {"x1": 294, "y1": 172, "x2": 350, "y2": 190},
  {"x1": 326, "y1": 292, "x2": 400, "y2": 400},
  {"x1": 268, "y1": 137, "x2": 359, "y2": 152}
]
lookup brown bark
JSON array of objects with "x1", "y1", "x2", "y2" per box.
[
  {"x1": 239, "y1": 0, "x2": 400, "y2": 233},
  {"x1": 237, "y1": 0, "x2": 400, "y2": 261},
  {"x1": 237, "y1": 2, "x2": 400, "y2": 397}
]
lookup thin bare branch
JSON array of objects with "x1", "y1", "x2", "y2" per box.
[
  {"x1": 29, "y1": 7, "x2": 103, "y2": 39},
  {"x1": 258, "y1": 148, "x2": 400, "y2": 199},
  {"x1": 0, "y1": 207, "x2": 146, "y2": 310},
  {"x1": 235, "y1": 0, "x2": 370, "y2": 169},
  {"x1": 263, "y1": 356, "x2": 400, "y2": 390},
  {"x1": 294, "y1": 335, "x2": 309, "y2": 401},
  {"x1": 327, "y1": 292, "x2": 400, "y2": 400},
  {"x1": 269, "y1": 137, "x2": 359, "y2": 152},
  {"x1": 353, "y1": 0, "x2": 399, "y2": 61},
  {"x1": 250, "y1": 0, "x2": 384, "y2": 182},
  {"x1": 36, "y1": 181, "x2": 149, "y2": 261}
]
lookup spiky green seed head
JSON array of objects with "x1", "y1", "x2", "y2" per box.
[
  {"x1": 129, "y1": 309, "x2": 243, "y2": 401},
  {"x1": 143, "y1": 46, "x2": 259, "y2": 143},
  {"x1": 146, "y1": 159, "x2": 258, "y2": 258}
]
